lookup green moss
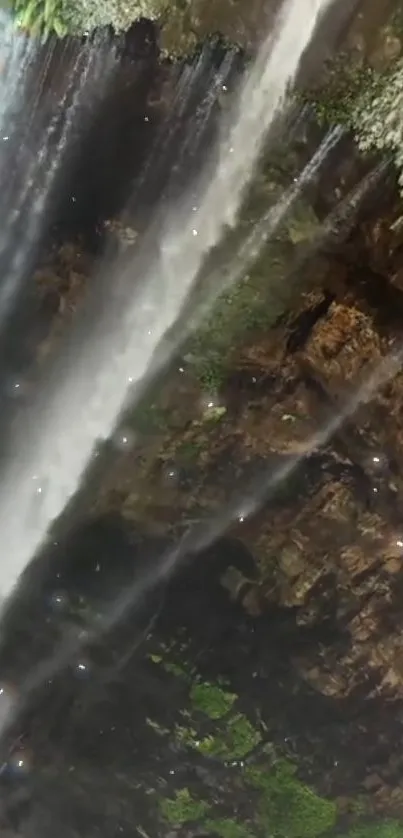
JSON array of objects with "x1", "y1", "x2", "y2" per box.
[
  {"x1": 197, "y1": 713, "x2": 261, "y2": 761},
  {"x1": 205, "y1": 817, "x2": 255, "y2": 838},
  {"x1": 160, "y1": 788, "x2": 211, "y2": 825},
  {"x1": 343, "y1": 821, "x2": 403, "y2": 838},
  {"x1": 245, "y1": 760, "x2": 337, "y2": 838},
  {"x1": 190, "y1": 682, "x2": 237, "y2": 719},
  {"x1": 187, "y1": 257, "x2": 287, "y2": 389}
]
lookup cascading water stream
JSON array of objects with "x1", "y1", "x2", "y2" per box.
[
  {"x1": 6, "y1": 343, "x2": 402, "y2": 721},
  {"x1": 177, "y1": 124, "x2": 345, "y2": 340},
  {"x1": 0, "y1": 0, "x2": 334, "y2": 602},
  {"x1": 0, "y1": 37, "x2": 116, "y2": 328}
]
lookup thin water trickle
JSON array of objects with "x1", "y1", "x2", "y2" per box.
[
  {"x1": 0, "y1": 0, "x2": 334, "y2": 603},
  {"x1": 8, "y1": 346, "x2": 403, "y2": 734},
  {"x1": 180, "y1": 124, "x2": 345, "y2": 337},
  {"x1": 0, "y1": 39, "x2": 116, "y2": 328}
]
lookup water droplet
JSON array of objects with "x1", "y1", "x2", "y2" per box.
[{"x1": 7, "y1": 749, "x2": 31, "y2": 776}]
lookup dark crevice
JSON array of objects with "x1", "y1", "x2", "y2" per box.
[{"x1": 286, "y1": 291, "x2": 334, "y2": 353}]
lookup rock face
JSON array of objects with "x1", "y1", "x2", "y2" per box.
[
  {"x1": 67, "y1": 152, "x2": 403, "y2": 819},
  {"x1": 6, "y1": 3, "x2": 403, "y2": 836}
]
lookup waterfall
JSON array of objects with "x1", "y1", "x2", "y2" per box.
[{"x1": 0, "y1": 0, "x2": 334, "y2": 601}]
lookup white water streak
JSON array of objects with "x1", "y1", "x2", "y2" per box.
[
  {"x1": 188, "y1": 124, "x2": 344, "y2": 330},
  {"x1": 0, "y1": 0, "x2": 334, "y2": 599},
  {"x1": 0, "y1": 12, "x2": 35, "y2": 134},
  {"x1": 11, "y1": 346, "x2": 403, "y2": 719},
  {"x1": 96, "y1": 349, "x2": 403, "y2": 633},
  {"x1": 0, "y1": 45, "x2": 114, "y2": 324}
]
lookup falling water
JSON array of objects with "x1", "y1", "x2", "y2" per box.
[
  {"x1": 0, "y1": 0, "x2": 334, "y2": 601},
  {"x1": 90, "y1": 348, "x2": 403, "y2": 635},
  {"x1": 0, "y1": 11, "x2": 35, "y2": 136},
  {"x1": 142, "y1": 124, "x2": 345, "y2": 382},
  {"x1": 0, "y1": 39, "x2": 115, "y2": 328},
  {"x1": 8, "y1": 346, "x2": 403, "y2": 723},
  {"x1": 129, "y1": 43, "x2": 237, "y2": 212},
  {"x1": 181, "y1": 124, "x2": 345, "y2": 336}
]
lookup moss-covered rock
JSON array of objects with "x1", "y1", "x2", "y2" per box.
[
  {"x1": 160, "y1": 788, "x2": 211, "y2": 825},
  {"x1": 190, "y1": 681, "x2": 237, "y2": 719},
  {"x1": 343, "y1": 821, "x2": 403, "y2": 838},
  {"x1": 245, "y1": 760, "x2": 337, "y2": 838}
]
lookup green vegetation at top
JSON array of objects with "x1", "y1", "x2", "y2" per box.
[
  {"x1": 9, "y1": 0, "x2": 167, "y2": 40},
  {"x1": 11, "y1": 0, "x2": 69, "y2": 38},
  {"x1": 300, "y1": 48, "x2": 403, "y2": 191}
]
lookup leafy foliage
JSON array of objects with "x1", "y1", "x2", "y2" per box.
[
  {"x1": 12, "y1": 0, "x2": 69, "y2": 38},
  {"x1": 301, "y1": 52, "x2": 403, "y2": 190},
  {"x1": 10, "y1": 0, "x2": 168, "y2": 38}
]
